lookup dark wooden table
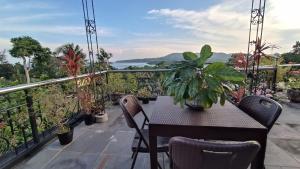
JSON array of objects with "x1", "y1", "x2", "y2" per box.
[{"x1": 149, "y1": 96, "x2": 268, "y2": 169}]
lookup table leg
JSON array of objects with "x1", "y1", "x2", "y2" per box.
[
  {"x1": 251, "y1": 136, "x2": 267, "y2": 169},
  {"x1": 149, "y1": 134, "x2": 158, "y2": 169}
]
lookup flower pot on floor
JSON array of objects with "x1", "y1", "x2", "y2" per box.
[
  {"x1": 57, "y1": 128, "x2": 73, "y2": 145},
  {"x1": 287, "y1": 89, "x2": 300, "y2": 103},
  {"x1": 95, "y1": 113, "x2": 108, "y2": 123},
  {"x1": 84, "y1": 114, "x2": 95, "y2": 125}
]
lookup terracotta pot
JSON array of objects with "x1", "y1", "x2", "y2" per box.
[{"x1": 95, "y1": 113, "x2": 108, "y2": 123}]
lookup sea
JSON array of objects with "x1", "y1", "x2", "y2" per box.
[{"x1": 111, "y1": 62, "x2": 153, "y2": 69}]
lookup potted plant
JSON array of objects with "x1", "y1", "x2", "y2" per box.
[
  {"x1": 137, "y1": 86, "x2": 152, "y2": 104},
  {"x1": 78, "y1": 76, "x2": 108, "y2": 124},
  {"x1": 163, "y1": 44, "x2": 245, "y2": 110},
  {"x1": 108, "y1": 73, "x2": 126, "y2": 105},
  {"x1": 40, "y1": 85, "x2": 75, "y2": 145},
  {"x1": 287, "y1": 71, "x2": 300, "y2": 103}
]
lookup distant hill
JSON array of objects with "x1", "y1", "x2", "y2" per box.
[{"x1": 116, "y1": 52, "x2": 231, "y2": 64}]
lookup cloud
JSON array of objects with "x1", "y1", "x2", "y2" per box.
[
  {"x1": 0, "y1": 25, "x2": 112, "y2": 36},
  {"x1": 0, "y1": 1, "x2": 54, "y2": 11},
  {"x1": 148, "y1": 0, "x2": 300, "y2": 53}
]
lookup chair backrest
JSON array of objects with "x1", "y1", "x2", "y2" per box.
[
  {"x1": 169, "y1": 137, "x2": 260, "y2": 169},
  {"x1": 238, "y1": 95, "x2": 282, "y2": 132},
  {"x1": 119, "y1": 95, "x2": 145, "y2": 128}
]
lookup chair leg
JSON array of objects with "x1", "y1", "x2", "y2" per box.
[
  {"x1": 162, "y1": 153, "x2": 165, "y2": 169},
  {"x1": 131, "y1": 151, "x2": 135, "y2": 159},
  {"x1": 131, "y1": 151, "x2": 138, "y2": 169},
  {"x1": 131, "y1": 138, "x2": 142, "y2": 169}
]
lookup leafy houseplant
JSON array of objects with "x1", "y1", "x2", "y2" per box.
[
  {"x1": 163, "y1": 45, "x2": 245, "y2": 109},
  {"x1": 137, "y1": 87, "x2": 152, "y2": 104},
  {"x1": 39, "y1": 85, "x2": 75, "y2": 145}
]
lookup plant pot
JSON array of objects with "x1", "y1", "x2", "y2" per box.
[
  {"x1": 185, "y1": 100, "x2": 204, "y2": 111},
  {"x1": 57, "y1": 128, "x2": 73, "y2": 145},
  {"x1": 84, "y1": 114, "x2": 95, "y2": 125},
  {"x1": 110, "y1": 93, "x2": 122, "y2": 105},
  {"x1": 149, "y1": 96, "x2": 158, "y2": 101},
  {"x1": 287, "y1": 89, "x2": 300, "y2": 103},
  {"x1": 95, "y1": 113, "x2": 108, "y2": 123}
]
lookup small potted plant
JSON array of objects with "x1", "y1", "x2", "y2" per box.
[
  {"x1": 137, "y1": 87, "x2": 152, "y2": 104},
  {"x1": 163, "y1": 44, "x2": 245, "y2": 110},
  {"x1": 40, "y1": 85, "x2": 75, "y2": 145},
  {"x1": 287, "y1": 71, "x2": 300, "y2": 103}
]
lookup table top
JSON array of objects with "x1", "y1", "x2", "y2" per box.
[{"x1": 150, "y1": 96, "x2": 266, "y2": 130}]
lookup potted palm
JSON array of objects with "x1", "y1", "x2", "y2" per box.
[
  {"x1": 163, "y1": 45, "x2": 245, "y2": 110},
  {"x1": 40, "y1": 85, "x2": 75, "y2": 145}
]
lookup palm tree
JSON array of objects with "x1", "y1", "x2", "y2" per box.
[{"x1": 55, "y1": 43, "x2": 86, "y2": 59}]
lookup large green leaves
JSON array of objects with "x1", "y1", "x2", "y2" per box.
[
  {"x1": 183, "y1": 52, "x2": 198, "y2": 61},
  {"x1": 205, "y1": 62, "x2": 245, "y2": 82},
  {"x1": 197, "y1": 45, "x2": 213, "y2": 67}
]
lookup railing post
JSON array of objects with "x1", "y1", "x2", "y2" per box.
[
  {"x1": 24, "y1": 89, "x2": 40, "y2": 143},
  {"x1": 272, "y1": 67, "x2": 277, "y2": 92}
]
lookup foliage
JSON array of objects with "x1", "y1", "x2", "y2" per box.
[
  {"x1": 96, "y1": 48, "x2": 112, "y2": 71},
  {"x1": 0, "y1": 64, "x2": 15, "y2": 80},
  {"x1": 31, "y1": 47, "x2": 59, "y2": 80},
  {"x1": 163, "y1": 45, "x2": 245, "y2": 108},
  {"x1": 137, "y1": 87, "x2": 152, "y2": 98},
  {"x1": 287, "y1": 71, "x2": 300, "y2": 89},
  {"x1": 38, "y1": 85, "x2": 75, "y2": 134},
  {"x1": 108, "y1": 73, "x2": 127, "y2": 94},
  {"x1": 292, "y1": 41, "x2": 300, "y2": 54},
  {"x1": 61, "y1": 48, "x2": 83, "y2": 77}
]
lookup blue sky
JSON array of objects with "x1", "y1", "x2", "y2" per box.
[{"x1": 0, "y1": 0, "x2": 300, "y2": 62}]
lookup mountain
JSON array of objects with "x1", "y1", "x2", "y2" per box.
[{"x1": 116, "y1": 52, "x2": 231, "y2": 64}]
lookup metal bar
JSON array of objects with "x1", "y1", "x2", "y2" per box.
[
  {"x1": 0, "y1": 71, "x2": 107, "y2": 95},
  {"x1": 24, "y1": 89, "x2": 39, "y2": 143}
]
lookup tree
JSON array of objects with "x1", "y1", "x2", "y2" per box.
[
  {"x1": 32, "y1": 47, "x2": 58, "y2": 80},
  {"x1": 96, "y1": 48, "x2": 112, "y2": 70},
  {"x1": 55, "y1": 43, "x2": 86, "y2": 73},
  {"x1": 55, "y1": 43, "x2": 86, "y2": 59},
  {"x1": 0, "y1": 64, "x2": 15, "y2": 80},
  {"x1": 292, "y1": 41, "x2": 300, "y2": 54},
  {"x1": 0, "y1": 50, "x2": 7, "y2": 64},
  {"x1": 9, "y1": 36, "x2": 42, "y2": 83}
]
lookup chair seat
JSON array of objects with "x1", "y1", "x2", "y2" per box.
[{"x1": 131, "y1": 129, "x2": 169, "y2": 153}]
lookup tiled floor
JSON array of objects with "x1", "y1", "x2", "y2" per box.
[{"x1": 13, "y1": 100, "x2": 300, "y2": 169}]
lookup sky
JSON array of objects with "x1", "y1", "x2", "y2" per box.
[{"x1": 0, "y1": 0, "x2": 300, "y2": 62}]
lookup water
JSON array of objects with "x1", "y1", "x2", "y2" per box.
[{"x1": 111, "y1": 62, "x2": 153, "y2": 69}]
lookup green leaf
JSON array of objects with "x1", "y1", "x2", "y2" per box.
[
  {"x1": 220, "y1": 93, "x2": 226, "y2": 106},
  {"x1": 204, "y1": 62, "x2": 226, "y2": 74},
  {"x1": 197, "y1": 45, "x2": 213, "y2": 67},
  {"x1": 208, "y1": 90, "x2": 218, "y2": 104},
  {"x1": 188, "y1": 78, "x2": 199, "y2": 98},
  {"x1": 217, "y1": 67, "x2": 245, "y2": 82},
  {"x1": 183, "y1": 52, "x2": 198, "y2": 61}
]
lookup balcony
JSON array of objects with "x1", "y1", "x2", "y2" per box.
[
  {"x1": 12, "y1": 99, "x2": 300, "y2": 169},
  {"x1": 0, "y1": 69, "x2": 299, "y2": 169}
]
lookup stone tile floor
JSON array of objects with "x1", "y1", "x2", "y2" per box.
[{"x1": 13, "y1": 100, "x2": 300, "y2": 169}]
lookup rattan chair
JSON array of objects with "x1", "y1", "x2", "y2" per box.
[
  {"x1": 238, "y1": 95, "x2": 282, "y2": 132},
  {"x1": 119, "y1": 95, "x2": 169, "y2": 169},
  {"x1": 169, "y1": 137, "x2": 260, "y2": 169}
]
